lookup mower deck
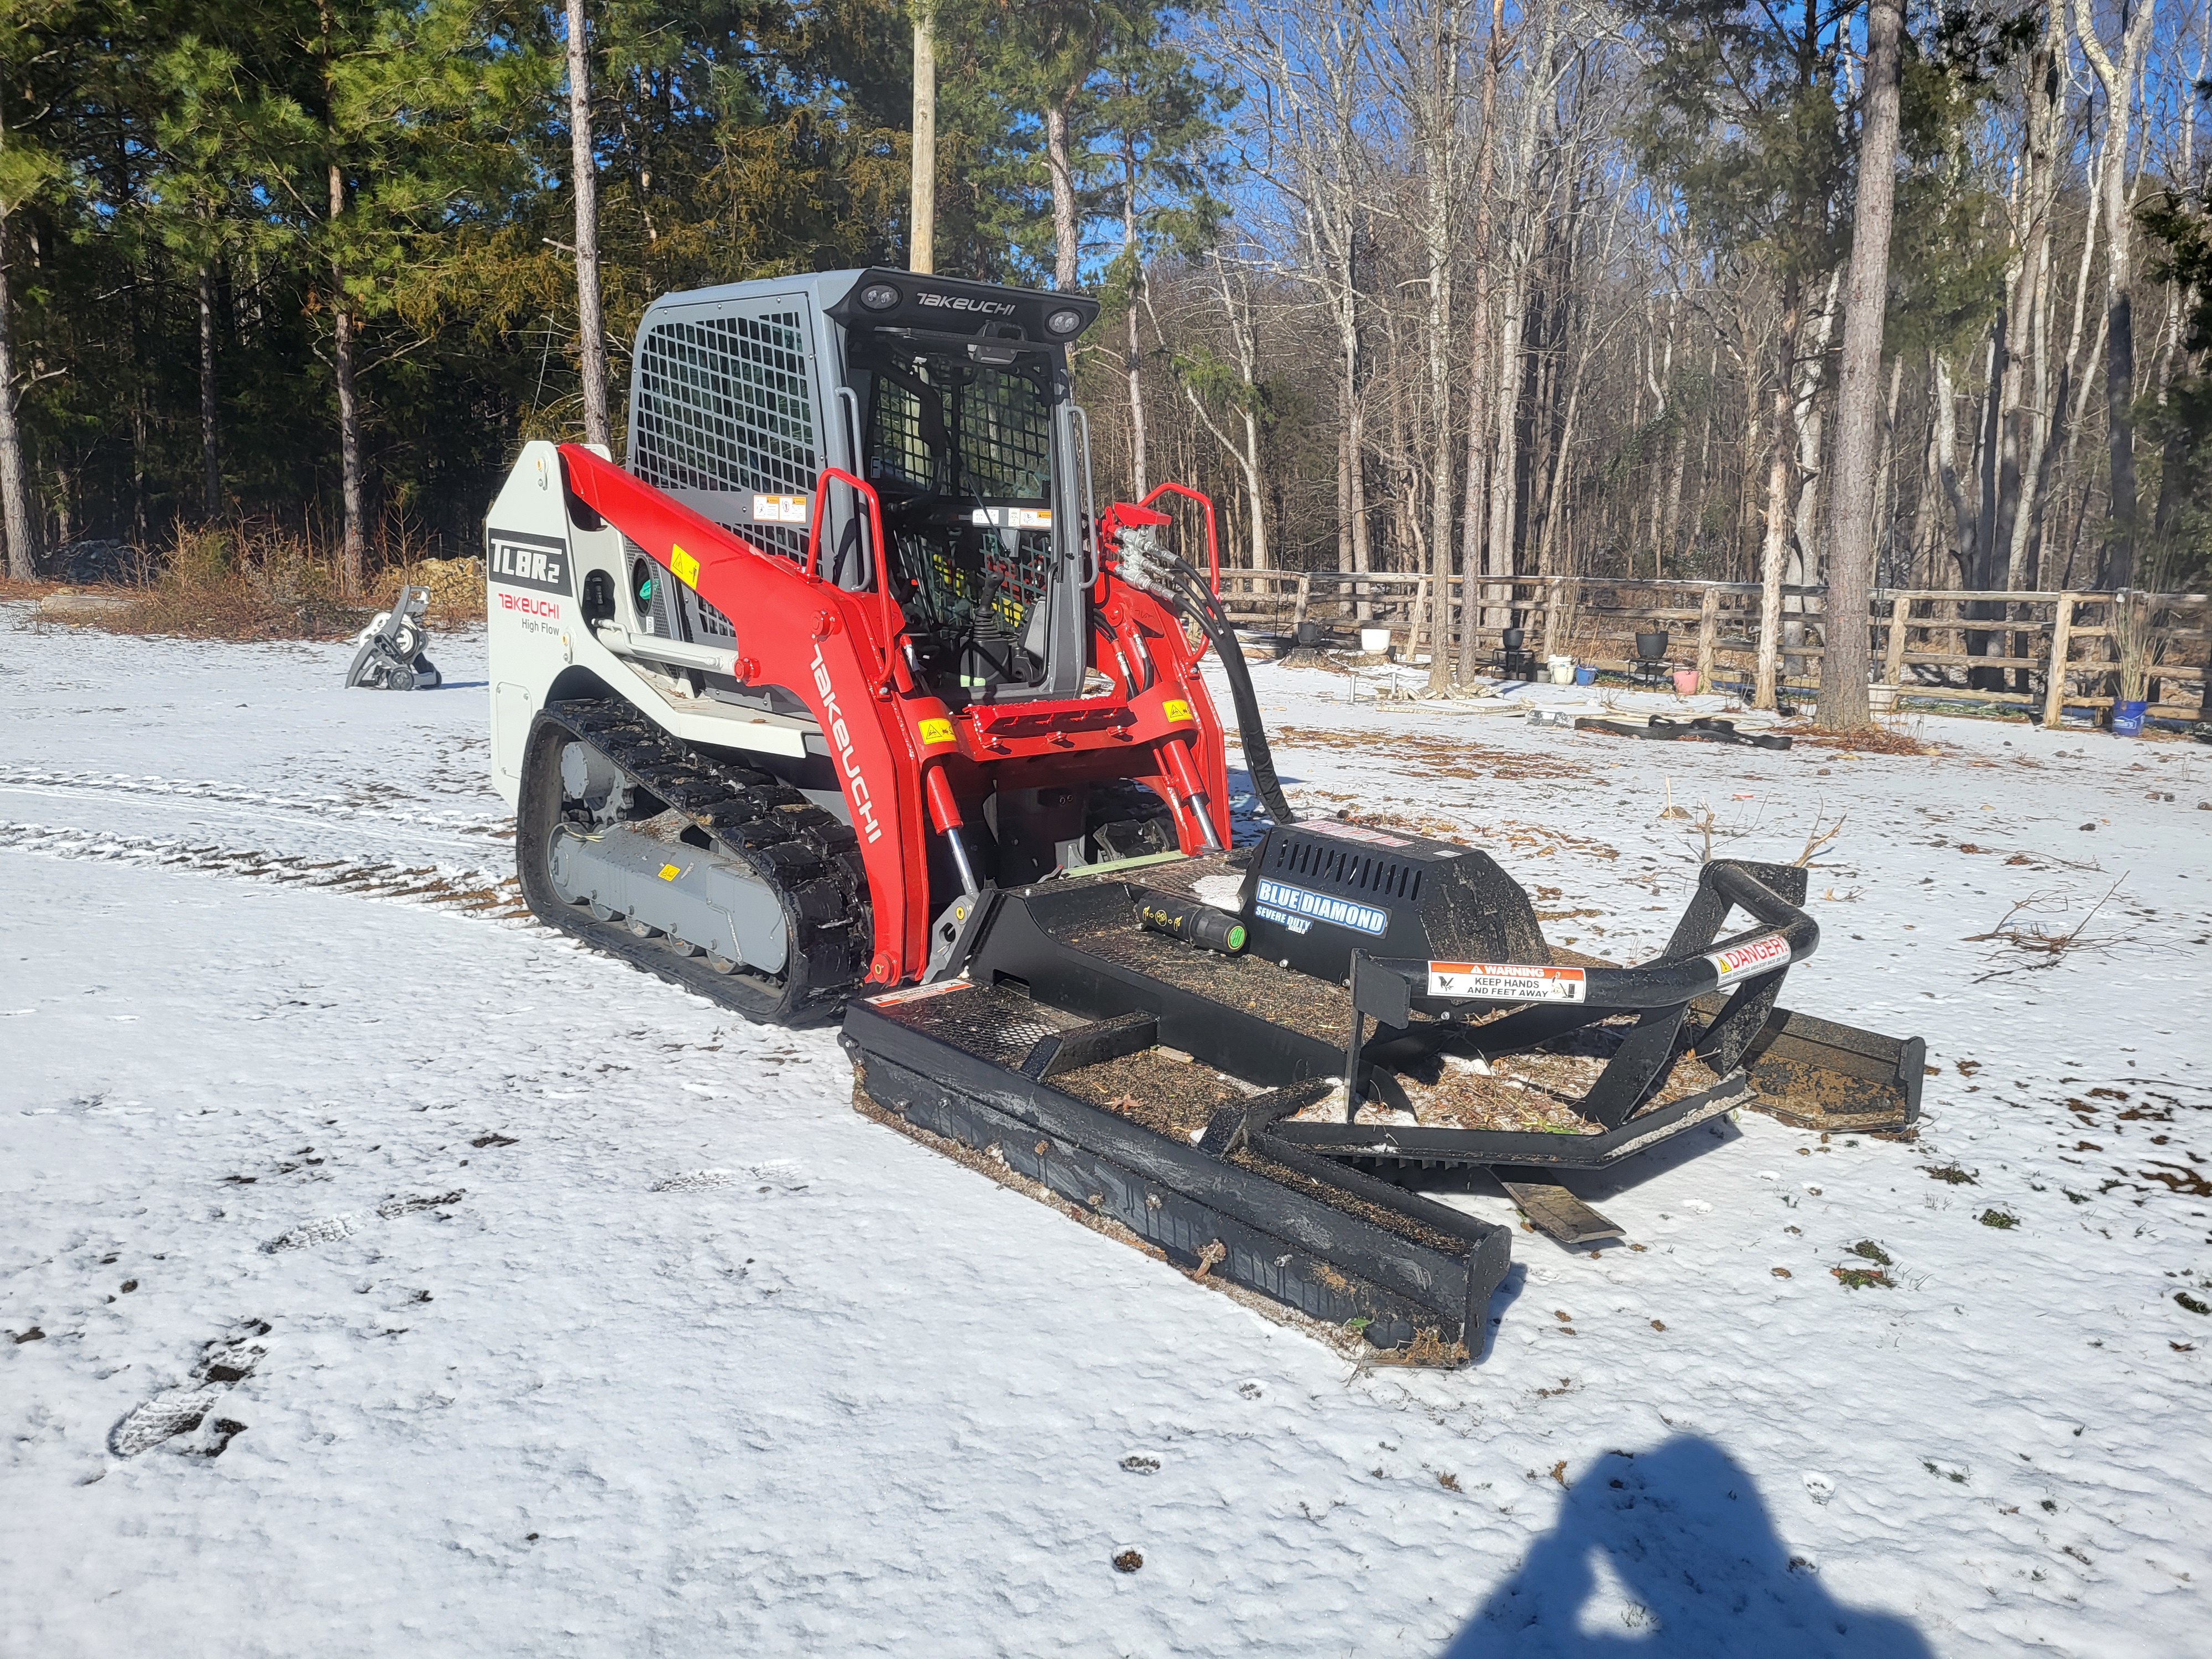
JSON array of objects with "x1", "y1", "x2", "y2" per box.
[
  {"x1": 841, "y1": 856, "x2": 1923, "y2": 1363},
  {"x1": 846, "y1": 978, "x2": 1509, "y2": 1360}
]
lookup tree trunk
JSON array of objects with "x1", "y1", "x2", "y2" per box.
[
  {"x1": 1815, "y1": 0, "x2": 1902, "y2": 732},
  {"x1": 1485, "y1": 0, "x2": 1559, "y2": 644},
  {"x1": 567, "y1": 0, "x2": 609, "y2": 448},
  {"x1": 910, "y1": 3, "x2": 936, "y2": 274},
  {"x1": 0, "y1": 189, "x2": 35, "y2": 580},
  {"x1": 1871, "y1": 351, "x2": 1905, "y2": 580},
  {"x1": 1045, "y1": 102, "x2": 1079, "y2": 290},
  {"x1": 329, "y1": 164, "x2": 365, "y2": 592},
  {"x1": 1457, "y1": 0, "x2": 1500, "y2": 680},
  {"x1": 1786, "y1": 269, "x2": 1839, "y2": 672},
  {"x1": 1754, "y1": 278, "x2": 1803, "y2": 711},
  {"x1": 1932, "y1": 352, "x2": 1975, "y2": 583},
  {"x1": 199, "y1": 263, "x2": 221, "y2": 519},
  {"x1": 1168, "y1": 255, "x2": 1268, "y2": 568},
  {"x1": 1420, "y1": 0, "x2": 1460, "y2": 695},
  {"x1": 1121, "y1": 134, "x2": 1145, "y2": 494},
  {"x1": 2070, "y1": 0, "x2": 2157, "y2": 590},
  {"x1": 1456, "y1": 249, "x2": 1490, "y2": 670}
]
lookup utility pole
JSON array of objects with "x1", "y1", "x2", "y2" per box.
[{"x1": 910, "y1": 3, "x2": 936, "y2": 274}]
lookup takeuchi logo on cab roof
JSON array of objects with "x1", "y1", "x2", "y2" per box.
[{"x1": 915, "y1": 292, "x2": 1017, "y2": 316}]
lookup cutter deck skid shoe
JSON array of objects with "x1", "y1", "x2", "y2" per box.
[{"x1": 485, "y1": 267, "x2": 1926, "y2": 1365}]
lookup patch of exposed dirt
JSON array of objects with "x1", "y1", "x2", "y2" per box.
[
  {"x1": 1343, "y1": 1024, "x2": 1724, "y2": 1135},
  {"x1": 1066, "y1": 921, "x2": 1355, "y2": 1030},
  {"x1": 1276, "y1": 726, "x2": 1589, "y2": 782},
  {"x1": 1055, "y1": 1049, "x2": 1253, "y2": 1141}
]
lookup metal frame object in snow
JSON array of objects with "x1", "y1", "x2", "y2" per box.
[
  {"x1": 1292, "y1": 860, "x2": 1923, "y2": 1178},
  {"x1": 1341, "y1": 860, "x2": 1817, "y2": 1132}
]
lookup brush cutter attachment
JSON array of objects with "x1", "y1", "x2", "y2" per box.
[
  {"x1": 345, "y1": 585, "x2": 441, "y2": 691},
  {"x1": 844, "y1": 822, "x2": 1922, "y2": 1364}
]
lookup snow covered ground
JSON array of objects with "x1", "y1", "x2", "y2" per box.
[{"x1": 3, "y1": 603, "x2": 2209, "y2": 1657}]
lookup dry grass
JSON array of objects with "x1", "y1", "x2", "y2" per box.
[
  {"x1": 1780, "y1": 721, "x2": 1942, "y2": 756},
  {"x1": 19, "y1": 518, "x2": 484, "y2": 643},
  {"x1": 1964, "y1": 877, "x2": 2127, "y2": 978},
  {"x1": 1276, "y1": 726, "x2": 1588, "y2": 782}
]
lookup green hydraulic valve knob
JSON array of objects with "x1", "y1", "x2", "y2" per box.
[{"x1": 1136, "y1": 894, "x2": 1246, "y2": 954}]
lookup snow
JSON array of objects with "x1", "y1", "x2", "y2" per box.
[{"x1": 3, "y1": 604, "x2": 2209, "y2": 1656}]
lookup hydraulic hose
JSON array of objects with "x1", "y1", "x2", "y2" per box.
[{"x1": 1166, "y1": 561, "x2": 1297, "y2": 826}]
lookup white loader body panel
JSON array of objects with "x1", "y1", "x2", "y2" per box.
[{"x1": 483, "y1": 441, "x2": 819, "y2": 812}]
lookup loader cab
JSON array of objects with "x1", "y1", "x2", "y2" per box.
[{"x1": 625, "y1": 268, "x2": 1100, "y2": 708}]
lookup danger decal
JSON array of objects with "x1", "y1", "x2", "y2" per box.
[
  {"x1": 487, "y1": 528, "x2": 571, "y2": 597},
  {"x1": 1161, "y1": 698, "x2": 1193, "y2": 724},
  {"x1": 1706, "y1": 933, "x2": 1792, "y2": 985},
  {"x1": 754, "y1": 494, "x2": 810, "y2": 524},
  {"x1": 1255, "y1": 879, "x2": 1388, "y2": 937},
  {"x1": 1426, "y1": 962, "x2": 1587, "y2": 1003}
]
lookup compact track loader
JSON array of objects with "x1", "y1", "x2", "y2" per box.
[{"x1": 486, "y1": 268, "x2": 1922, "y2": 1363}]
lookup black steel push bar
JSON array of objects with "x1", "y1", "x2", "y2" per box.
[{"x1": 1341, "y1": 860, "x2": 1820, "y2": 1130}]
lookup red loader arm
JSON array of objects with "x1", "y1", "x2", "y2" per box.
[{"x1": 557, "y1": 443, "x2": 1234, "y2": 988}]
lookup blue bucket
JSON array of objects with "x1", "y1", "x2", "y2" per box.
[
  {"x1": 1574, "y1": 666, "x2": 1596, "y2": 686},
  {"x1": 2112, "y1": 699, "x2": 2147, "y2": 736}
]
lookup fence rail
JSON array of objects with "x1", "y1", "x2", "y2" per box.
[{"x1": 1208, "y1": 570, "x2": 2211, "y2": 721}]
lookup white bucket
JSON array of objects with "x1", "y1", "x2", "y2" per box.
[
  {"x1": 1360, "y1": 627, "x2": 1392, "y2": 654},
  {"x1": 1550, "y1": 658, "x2": 1577, "y2": 686},
  {"x1": 1869, "y1": 681, "x2": 1897, "y2": 713}
]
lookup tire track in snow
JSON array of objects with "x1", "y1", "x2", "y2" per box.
[
  {"x1": 0, "y1": 819, "x2": 532, "y2": 919},
  {"x1": 0, "y1": 764, "x2": 512, "y2": 839}
]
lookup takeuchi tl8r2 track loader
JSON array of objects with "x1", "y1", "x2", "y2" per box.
[{"x1": 485, "y1": 268, "x2": 1924, "y2": 1363}]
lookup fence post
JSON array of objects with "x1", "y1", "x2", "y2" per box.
[
  {"x1": 1291, "y1": 572, "x2": 1312, "y2": 634},
  {"x1": 1882, "y1": 592, "x2": 1910, "y2": 685},
  {"x1": 1695, "y1": 588, "x2": 1719, "y2": 691},
  {"x1": 2042, "y1": 593, "x2": 2075, "y2": 728},
  {"x1": 1409, "y1": 574, "x2": 1428, "y2": 658}
]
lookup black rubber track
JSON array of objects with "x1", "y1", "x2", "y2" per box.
[{"x1": 515, "y1": 698, "x2": 872, "y2": 1025}]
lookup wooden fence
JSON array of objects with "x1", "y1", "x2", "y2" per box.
[{"x1": 1211, "y1": 571, "x2": 2211, "y2": 723}]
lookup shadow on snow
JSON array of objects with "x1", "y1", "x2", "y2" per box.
[{"x1": 1442, "y1": 1437, "x2": 1931, "y2": 1658}]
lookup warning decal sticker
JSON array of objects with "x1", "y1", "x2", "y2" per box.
[
  {"x1": 1705, "y1": 933, "x2": 1792, "y2": 985},
  {"x1": 971, "y1": 507, "x2": 1052, "y2": 529},
  {"x1": 1304, "y1": 819, "x2": 1411, "y2": 849},
  {"x1": 753, "y1": 493, "x2": 810, "y2": 524},
  {"x1": 1426, "y1": 962, "x2": 1588, "y2": 1003}
]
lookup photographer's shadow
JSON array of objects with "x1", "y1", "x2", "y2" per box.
[{"x1": 1443, "y1": 1437, "x2": 1931, "y2": 1657}]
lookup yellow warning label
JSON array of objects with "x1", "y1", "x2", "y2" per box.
[
  {"x1": 658, "y1": 863, "x2": 681, "y2": 881},
  {"x1": 917, "y1": 717, "x2": 956, "y2": 747},
  {"x1": 1162, "y1": 698, "x2": 1193, "y2": 723},
  {"x1": 670, "y1": 545, "x2": 701, "y2": 587}
]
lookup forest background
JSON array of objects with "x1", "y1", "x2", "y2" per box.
[{"x1": 1, "y1": 0, "x2": 2208, "y2": 721}]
